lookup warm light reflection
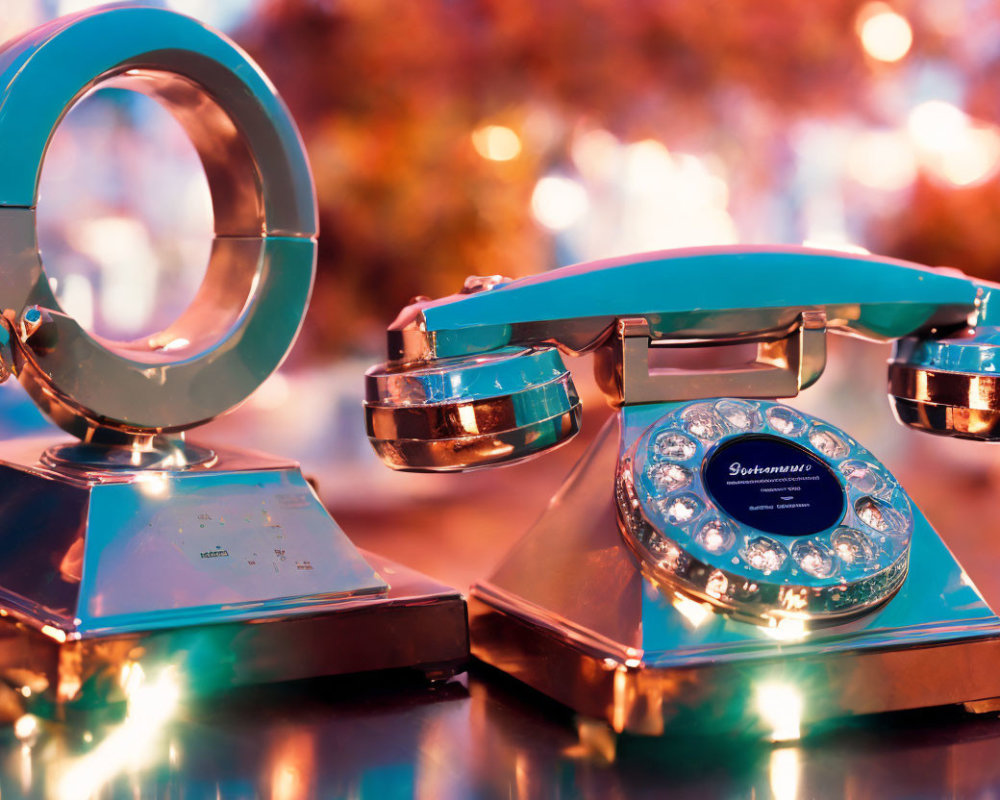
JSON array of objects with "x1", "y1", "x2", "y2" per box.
[
  {"x1": 756, "y1": 683, "x2": 803, "y2": 742},
  {"x1": 41, "y1": 624, "x2": 67, "y2": 643},
  {"x1": 856, "y1": 3, "x2": 913, "y2": 63},
  {"x1": 166, "y1": 446, "x2": 189, "y2": 470},
  {"x1": 457, "y1": 403, "x2": 480, "y2": 434},
  {"x1": 14, "y1": 714, "x2": 38, "y2": 742},
  {"x1": 847, "y1": 130, "x2": 917, "y2": 191},
  {"x1": 68, "y1": 216, "x2": 160, "y2": 337},
  {"x1": 21, "y1": 741, "x2": 33, "y2": 795},
  {"x1": 273, "y1": 764, "x2": 304, "y2": 800},
  {"x1": 769, "y1": 746, "x2": 801, "y2": 800},
  {"x1": 531, "y1": 175, "x2": 589, "y2": 230},
  {"x1": 908, "y1": 101, "x2": 1000, "y2": 186},
  {"x1": 136, "y1": 472, "x2": 170, "y2": 497},
  {"x1": 563, "y1": 131, "x2": 738, "y2": 254},
  {"x1": 268, "y1": 729, "x2": 314, "y2": 800},
  {"x1": 908, "y1": 100, "x2": 967, "y2": 152},
  {"x1": 763, "y1": 617, "x2": 809, "y2": 642},
  {"x1": 57, "y1": 664, "x2": 181, "y2": 800},
  {"x1": 59, "y1": 673, "x2": 83, "y2": 703},
  {"x1": 671, "y1": 593, "x2": 712, "y2": 628},
  {"x1": 160, "y1": 337, "x2": 191, "y2": 352},
  {"x1": 471, "y1": 124, "x2": 522, "y2": 161},
  {"x1": 704, "y1": 571, "x2": 728, "y2": 600},
  {"x1": 801, "y1": 239, "x2": 871, "y2": 256}
]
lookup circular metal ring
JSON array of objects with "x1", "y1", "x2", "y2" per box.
[
  {"x1": 0, "y1": 6, "x2": 317, "y2": 442},
  {"x1": 364, "y1": 347, "x2": 582, "y2": 471}
]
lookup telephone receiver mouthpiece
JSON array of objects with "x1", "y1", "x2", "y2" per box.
[
  {"x1": 889, "y1": 326, "x2": 1000, "y2": 440},
  {"x1": 364, "y1": 346, "x2": 581, "y2": 471}
]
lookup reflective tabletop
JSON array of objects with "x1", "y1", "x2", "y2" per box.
[{"x1": 6, "y1": 668, "x2": 1000, "y2": 799}]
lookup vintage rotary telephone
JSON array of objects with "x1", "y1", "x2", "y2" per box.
[
  {"x1": 0, "y1": 5, "x2": 466, "y2": 705},
  {"x1": 366, "y1": 245, "x2": 1000, "y2": 737}
]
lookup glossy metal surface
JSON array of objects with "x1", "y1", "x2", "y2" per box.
[
  {"x1": 598, "y1": 311, "x2": 828, "y2": 405},
  {"x1": 470, "y1": 414, "x2": 1000, "y2": 735},
  {"x1": 385, "y1": 246, "x2": 995, "y2": 363},
  {"x1": 0, "y1": 436, "x2": 385, "y2": 635},
  {"x1": 0, "y1": 547, "x2": 465, "y2": 707},
  {"x1": 370, "y1": 247, "x2": 1000, "y2": 474},
  {"x1": 890, "y1": 395, "x2": 1000, "y2": 440},
  {"x1": 366, "y1": 347, "x2": 582, "y2": 470},
  {"x1": 41, "y1": 438, "x2": 217, "y2": 471},
  {"x1": 0, "y1": 6, "x2": 317, "y2": 441},
  {"x1": 0, "y1": 434, "x2": 467, "y2": 704},
  {"x1": 889, "y1": 327, "x2": 1000, "y2": 440},
  {"x1": 0, "y1": 428, "x2": 473, "y2": 707},
  {"x1": 894, "y1": 325, "x2": 1000, "y2": 375}
]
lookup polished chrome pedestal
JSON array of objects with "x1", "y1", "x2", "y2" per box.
[
  {"x1": 0, "y1": 437, "x2": 467, "y2": 704},
  {"x1": 0, "y1": 6, "x2": 471, "y2": 704},
  {"x1": 470, "y1": 416, "x2": 1000, "y2": 736}
]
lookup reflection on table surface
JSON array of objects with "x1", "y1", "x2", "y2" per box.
[
  {"x1": 6, "y1": 667, "x2": 1000, "y2": 799},
  {"x1": 5, "y1": 335, "x2": 1000, "y2": 797}
]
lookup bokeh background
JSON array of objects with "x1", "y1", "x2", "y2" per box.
[
  {"x1": 17, "y1": 0, "x2": 1000, "y2": 354},
  {"x1": 5, "y1": 0, "x2": 1000, "y2": 589}
]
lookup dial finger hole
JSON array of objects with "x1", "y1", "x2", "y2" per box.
[
  {"x1": 741, "y1": 536, "x2": 788, "y2": 574},
  {"x1": 791, "y1": 539, "x2": 837, "y2": 579},
  {"x1": 765, "y1": 405, "x2": 807, "y2": 436},
  {"x1": 831, "y1": 526, "x2": 875, "y2": 567},
  {"x1": 652, "y1": 430, "x2": 698, "y2": 461},
  {"x1": 808, "y1": 424, "x2": 850, "y2": 459}
]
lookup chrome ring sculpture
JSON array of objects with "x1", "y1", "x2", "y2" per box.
[
  {"x1": 0, "y1": 5, "x2": 316, "y2": 445},
  {"x1": 0, "y1": 7, "x2": 469, "y2": 703}
]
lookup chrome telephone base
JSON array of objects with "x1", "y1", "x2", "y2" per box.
[
  {"x1": 0, "y1": 437, "x2": 468, "y2": 705},
  {"x1": 469, "y1": 415, "x2": 1000, "y2": 737}
]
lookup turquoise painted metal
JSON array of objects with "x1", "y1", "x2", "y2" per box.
[
  {"x1": 895, "y1": 326, "x2": 1000, "y2": 373},
  {"x1": 403, "y1": 246, "x2": 998, "y2": 360}
]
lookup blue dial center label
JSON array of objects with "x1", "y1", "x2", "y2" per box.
[{"x1": 703, "y1": 435, "x2": 845, "y2": 536}]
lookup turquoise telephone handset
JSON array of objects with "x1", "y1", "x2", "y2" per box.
[{"x1": 366, "y1": 246, "x2": 1000, "y2": 737}]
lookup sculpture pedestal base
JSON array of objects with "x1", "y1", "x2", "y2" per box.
[
  {"x1": 0, "y1": 437, "x2": 467, "y2": 705},
  {"x1": 469, "y1": 416, "x2": 1000, "y2": 737}
]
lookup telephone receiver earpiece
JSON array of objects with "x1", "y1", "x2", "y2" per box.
[
  {"x1": 365, "y1": 345, "x2": 581, "y2": 471},
  {"x1": 890, "y1": 326, "x2": 1000, "y2": 440}
]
